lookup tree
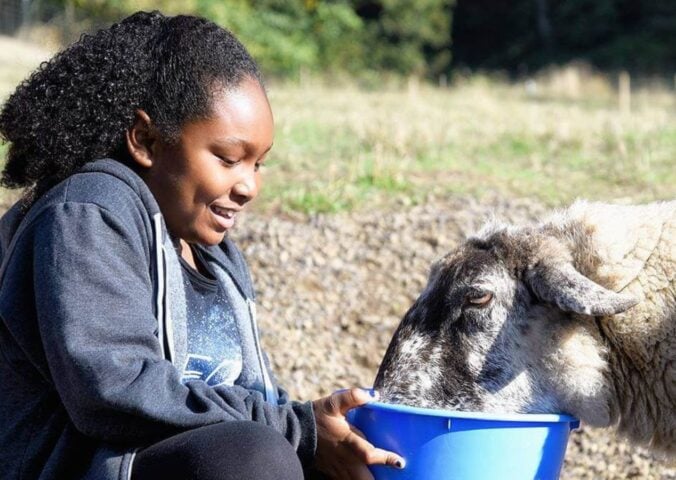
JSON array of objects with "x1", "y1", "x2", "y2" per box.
[
  {"x1": 451, "y1": 0, "x2": 676, "y2": 75},
  {"x1": 352, "y1": 0, "x2": 455, "y2": 76}
]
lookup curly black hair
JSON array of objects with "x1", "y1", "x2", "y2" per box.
[{"x1": 0, "y1": 11, "x2": 262, "y2": 203}]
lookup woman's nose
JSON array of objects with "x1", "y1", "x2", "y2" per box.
[{"x1": 231, "y1": 171, "x2": 258, "y2": 202}]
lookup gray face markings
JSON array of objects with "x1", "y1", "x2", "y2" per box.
[{"x1": 374, "y1": 230, "x2": 561, "y2": 413}]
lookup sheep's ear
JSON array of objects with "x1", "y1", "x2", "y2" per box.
[{"x1": 526, "y1": 262, "x2": 638, "y2": 316}]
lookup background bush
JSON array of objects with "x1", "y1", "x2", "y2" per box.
[{"x1": 20, "y1": 0, "x2": 672, "y2": 79}]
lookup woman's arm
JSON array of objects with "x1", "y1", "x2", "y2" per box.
[{"x1": 30, "y1": 201, "x2": 315, "y2": 461}]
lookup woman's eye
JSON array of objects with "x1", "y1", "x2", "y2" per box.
[
  {"x1": 216, "y1": 155, "x2": 239, "y2": 166},
  {"x1": 467, "y1": 292, "x2": 493, "y2": 307}
]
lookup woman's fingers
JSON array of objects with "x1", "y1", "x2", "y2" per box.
[
  {"x1": 344, "y1": 430, "x2": 406, "y2": 469},
  {"x1": 325, "y1": 388, "x2": 374, "y2": 415},
  {"x1": 351, "y1": 425, "x2": 368, "y2": 440},
  {"x1": 313, "y1": 387, "x2": 406, "y2": 478},
  {"x1": 369, "y1": 448, "x2": 406, "y2": 469}
]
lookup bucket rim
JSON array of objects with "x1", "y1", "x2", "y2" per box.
[{"x1": 361, "y1": 398, "x2": 579, "y2": 424}]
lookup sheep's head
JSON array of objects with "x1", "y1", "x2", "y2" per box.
[{"x1": 374, "y1": 223, "x2": 638, "y2": 426}]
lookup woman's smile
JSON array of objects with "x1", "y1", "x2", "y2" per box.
[
  {"x1": 137, "y1": 77, "x2": 274, "y2": 245},
  {"x1": 209, "y1": 203, "x2": 239, "y2": 231}
]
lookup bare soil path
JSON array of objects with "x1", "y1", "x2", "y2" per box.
[{"x1": 234, "y1": 194, "x2": 674, "y2": 479}]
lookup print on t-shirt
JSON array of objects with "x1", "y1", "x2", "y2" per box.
[{"x1": 179, "y1": 258, "x2": 243, "y2": 387}]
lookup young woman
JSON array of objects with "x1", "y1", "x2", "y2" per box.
[{"x1": 0, "y1": 11, "x2": 404, "y2": 480}]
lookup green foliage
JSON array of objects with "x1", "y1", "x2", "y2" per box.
[
  {"x1": 46, "y1": 0, "x2": 454, "y2": 78},
  {"x1": 352, "y1": 0, "x2": 455, "y2": 76},
  {"x1": 202, "y1": 0, "x2": 456, "y2": 77},
  {"x1": 19, "y1": 0, "x2": 676, "y2": 78},
  {"x1": 67, "y1": 0, "x2": 197, "y2": 20},
  {"x1": 197, "y1": 0, "x2": 364, "y2": 76}
]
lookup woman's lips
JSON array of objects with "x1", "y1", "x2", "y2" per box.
[{"x1": 210, "y1": 204, "x2": 236, "y2": 230}]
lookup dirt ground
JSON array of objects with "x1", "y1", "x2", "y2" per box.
[
  {"x1": 0, "y1": 32, "x2": 673, "y2": 479},
  {"x1": 233, "y1": 194, "x2": 675, "y2": 479}
]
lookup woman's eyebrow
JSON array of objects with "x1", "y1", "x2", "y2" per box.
[
  {"x1": 213, "y1": 137, "x2": 248, "y2": 148},
  {"x1": 213, "y1": 137, "x2": 273, "y2": 154}
]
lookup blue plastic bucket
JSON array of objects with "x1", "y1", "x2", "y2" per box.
[{"x1": 346, "y1": 398, "x2": 580, "y2": 480}]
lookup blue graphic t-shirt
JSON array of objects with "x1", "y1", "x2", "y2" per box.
[{"x1": 178, "y1": 249, "x2": 243, "y2": 387}]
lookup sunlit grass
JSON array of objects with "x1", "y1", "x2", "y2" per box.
[
  {"x1": 261, "y1": 78, "x2": 675, "y2": 212},
  {"x1": 1, "y1": 36, "x2": 674, "y2": 214}
]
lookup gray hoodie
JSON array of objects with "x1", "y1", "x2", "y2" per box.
[{"x1": 0, "y1": 159, "x2": 316, "y2": 480}]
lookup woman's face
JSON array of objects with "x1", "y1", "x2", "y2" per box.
[{"x1": 141, "y1": 77, "x2": 273, "y2": 245}]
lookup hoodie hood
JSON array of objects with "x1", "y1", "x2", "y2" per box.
[{"x1": 0, "y1": 159, "x2": 160, "y2": 267}]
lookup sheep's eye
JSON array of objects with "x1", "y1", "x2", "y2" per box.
[{"x1": 467, "y1": 292, "x2": 493, "y2": 307}]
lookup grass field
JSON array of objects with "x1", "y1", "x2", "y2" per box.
[
  {"x1": 1, "y1": 36, "x2": 675, "y2": 213},
  {"x1": 263, "y1": 76, "x2": 675, "y2": 213}
]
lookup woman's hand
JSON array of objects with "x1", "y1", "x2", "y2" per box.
[{"x1": 312, "y1": 388, "x2": 405, "y2": 480}]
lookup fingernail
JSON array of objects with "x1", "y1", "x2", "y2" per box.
[{"x1": 395, "y1": 459, "x2": 405, "y2": 469}]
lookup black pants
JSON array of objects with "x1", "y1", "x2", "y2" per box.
[{"x1": 131, "y1": 422, "x2": 306, "y2": 480}]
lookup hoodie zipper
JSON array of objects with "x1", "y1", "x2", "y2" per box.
[
  {"x1": 152, "y1": 213, "x2": 174, "y2": 363},
  {"x1": 247, "y1": 299, "x2": 277, "y2": 404}
]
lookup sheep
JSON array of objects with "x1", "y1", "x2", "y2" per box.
[{"x1": 374, "y1": 200, "x2": 675, "y2": 453}]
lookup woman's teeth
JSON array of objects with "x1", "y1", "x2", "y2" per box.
[{"x1": 212, "y1": 205, "x2": 234, "y2": 218}]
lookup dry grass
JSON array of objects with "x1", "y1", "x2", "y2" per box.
[
  {"x1": 262, "y1": 75, "x2": 675, "y2": 213},
  {"x1": 0, "y1": 36, "x2": 54, "y2": 102},
  {"x1": 0, "y1": 35, "x2": 674, "y2": 213}
]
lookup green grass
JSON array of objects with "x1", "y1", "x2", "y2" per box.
[
  {"x1": 253, "y1": 79, "x2": 675, "y2": 213},
  {"x1": 260, "y1": 78, "x2": 676, "y2": 212},
  {"x1": 1, "y1": 37, "x2": 675, "y2": 214}
]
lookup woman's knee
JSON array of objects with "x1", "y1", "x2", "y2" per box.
[
  {"x1": 225, "y1": 421, "x2": 304, "y2": 479},
  {"x1": 132, "y1": 421, "x2": 304, "y2": 480}
]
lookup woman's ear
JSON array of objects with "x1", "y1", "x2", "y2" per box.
[{"x1": 126, "y1": 110, "x2": 157, "y2": 169}]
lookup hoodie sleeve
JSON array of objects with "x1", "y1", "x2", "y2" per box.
[{"x1": 31, "y1": 201, "x2": 317, "y2": 463}]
